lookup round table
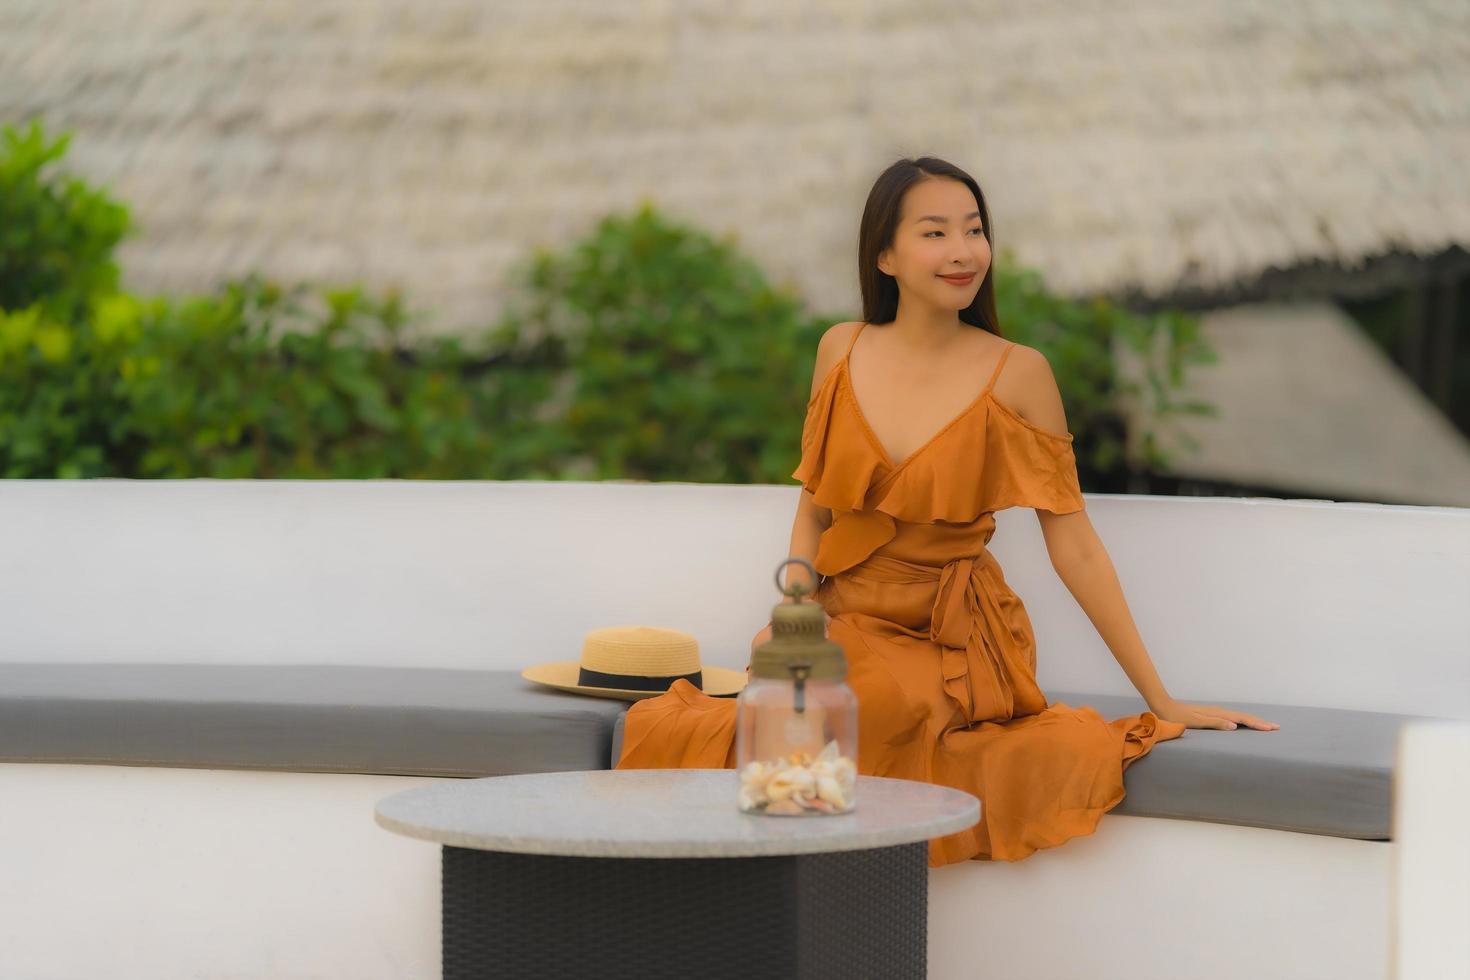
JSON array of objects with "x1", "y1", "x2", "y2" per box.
[{"x1": 375, "y1": 768, "x2": 980, "y2": 980}]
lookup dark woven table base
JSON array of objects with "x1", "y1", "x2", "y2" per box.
[{"x1": 442, "y1": 842, "x2": 928, "y2": 979}]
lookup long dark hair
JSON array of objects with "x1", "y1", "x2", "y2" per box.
[{"x1": 857, "y1": 157, "x2": 1001, "y2": 336}]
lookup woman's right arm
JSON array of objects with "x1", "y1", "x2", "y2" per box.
[
  {"x1": 781, "y1": 488, "x2": 831, "y2": 598},
  {"x1": 749, "y1": 323, "x2": 860, "y2": 659},
  {"x1": 750, "y1": 489, "x2": 832, "y2": 660}
]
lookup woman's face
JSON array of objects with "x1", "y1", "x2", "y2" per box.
[{"x1": 876, "y1": 177, "x2": 991, "y2": 313}]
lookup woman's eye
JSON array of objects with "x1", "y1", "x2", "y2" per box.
[{"x1": 925, "y1": 229, "x2": 984, "y2": 237}]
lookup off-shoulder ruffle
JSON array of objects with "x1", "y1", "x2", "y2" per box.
[
  {"x1": 790, "y1": 364, "x2": 1087, "y2": 526},
  {"x1": 791, "y1": 366, "x2": 884, "y2": 513}
]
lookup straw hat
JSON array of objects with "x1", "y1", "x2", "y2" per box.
[{"x1": 520, "y1": 625, "x2": 748, "y2": 701}]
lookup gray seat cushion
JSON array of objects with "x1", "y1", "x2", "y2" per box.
[
  {"x1": 6, "y1": 662, "x2": 1434, "y2": 840},
  {"x1": 610, "y1": 689, "x2": 1440, "y2": 841},
  {"x1": 1, "y1": 664, "x2": 628, "y2": 777},
  {"x1": 1067, "y1": 691, "x2": 1416, "y2": 840}
]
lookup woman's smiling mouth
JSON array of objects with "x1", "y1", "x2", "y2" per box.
[{"x1": 938, "y1": 272, "x2": 976, "y2": 285}]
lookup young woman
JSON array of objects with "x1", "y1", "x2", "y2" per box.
[{"x1": 616, "y1": 156, "x2": 1278, "y2": 867}]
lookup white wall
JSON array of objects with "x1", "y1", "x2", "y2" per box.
[
  {"x1": 929, "y1": 812, "x2": 1391, "y2": 980},
  {"x1": 3, "y1": 480, "x2": 1466, "y2": 717},
  {"x1": 1391, "y1": 720, "x2": 1470, "y2": 980},
  {"x1": 0, "y1": 762, "x2": 1398, "y2": 980},
  {"x1": 0, "y1": 764, "x2": 446, "y2": 980}
]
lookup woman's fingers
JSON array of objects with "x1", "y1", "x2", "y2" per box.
[
  {"x1": 1159, "y1": 699, "x2": 1280, "y2": 732},
  {"x1": 1211, "y1": 706, "x2": 1280, "y2": 731},
  {"x1": 1176, "y1": 702, "x2": 1281, "y2": 731}
]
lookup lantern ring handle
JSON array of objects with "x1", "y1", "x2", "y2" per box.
[{"x1": 775, "y1": 557, "x2": 819, "y2": 600}]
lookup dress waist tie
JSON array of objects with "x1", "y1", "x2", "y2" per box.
[{"x1": 846, "y1": 552, "x2": 1015, "y2": 729}]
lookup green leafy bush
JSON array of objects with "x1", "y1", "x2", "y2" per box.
[
  {"x1": 475, "y1": 203, "x2": 836, "y2": 483},
  {"x1": 475, "y1": 209, "x2": 1216, "y2": 486},
  {"x1": 0, "y1": 281, "x2": 494, "y2": 478},
  {"x1": 993, "y1": 258, "x2": 1215, "y2": 485},
  {"x1": 0, "y1": 123, "x2": 1212, "y2": 483},
  {"x1": 0, "y1": 121, "x2": 131, "y2": 322}
]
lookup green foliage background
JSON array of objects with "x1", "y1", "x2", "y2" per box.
[{"x1": 0, "y1": 120, "x2": 1213, "y2": 483}]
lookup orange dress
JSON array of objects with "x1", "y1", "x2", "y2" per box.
[{"x1": 616, "y1": 324, "x2": 1187, "y2": 867}]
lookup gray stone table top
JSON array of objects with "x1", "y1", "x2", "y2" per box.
[{"x1": 374, "y1": 768, "x2": 981, "y2": 858}]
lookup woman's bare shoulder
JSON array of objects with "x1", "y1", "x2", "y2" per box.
[
  {"x1": 808, "y1": 321, "x2": 864, "y2": 390},
  {"x1": 819, "y1": 320, "x2": 864, "y2": 355},
  {"x1": 995, "y1": 341, "x2": 1056, "y2": 384},
  {"x1": 993, "y1": 342, "x2": 1072, "y2": 437}
]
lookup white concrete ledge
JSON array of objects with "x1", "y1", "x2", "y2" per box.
[{"x1": 2, "y1": 480, "x2": 1465, "y2": 979}]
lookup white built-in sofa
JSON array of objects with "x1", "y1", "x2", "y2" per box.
[{"x1": 1, "y1": 479, "x2": 1466, "y2": 980}]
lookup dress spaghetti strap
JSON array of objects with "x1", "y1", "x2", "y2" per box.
[
  {"x1": 982, "y1": 341, "x2": 1016, "y2": 394},
  {"x1": 843, "y1": 322, "x2": 869, "y2": 361}
]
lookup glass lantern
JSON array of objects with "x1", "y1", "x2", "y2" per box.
[{"x1": 736, "y1": 557, "x2": 859, "y2": 816}]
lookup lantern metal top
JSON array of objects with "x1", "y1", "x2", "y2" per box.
[{"x1": 748, "y1": 558, "x2": 847, "y2": 681}]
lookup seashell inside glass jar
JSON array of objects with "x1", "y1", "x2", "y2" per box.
[{"x1": 736, "y1": 558, "x2": 860, "y2": 816}]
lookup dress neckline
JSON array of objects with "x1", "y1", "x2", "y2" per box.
[{"x1": 836, "y1": 322, "x2": 1069, "y2": 477}]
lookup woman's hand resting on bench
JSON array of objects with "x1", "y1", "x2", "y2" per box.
[{"x1": 1151, "y1": 697, "x2": 1280, "y2": 732}]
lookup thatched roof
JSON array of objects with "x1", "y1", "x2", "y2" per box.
[
  {"x1": 3, "y1": 1, "x2": 1467, "y2": 331},
  {"x1": 1118, "y1": 301, "x2": 1470, "y2": 507}
]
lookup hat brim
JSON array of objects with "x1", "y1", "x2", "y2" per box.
[{"x1": 520, "y1": 661, "x2": 747, "y2": 701}]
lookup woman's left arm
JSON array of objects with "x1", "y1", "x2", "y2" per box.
[
  {"x1": 1039, "y1": 515, "x2": 1277, "y2": 732},
  {"x1": 1006, "y1": 345, "x2": 1278, "y2": 733}
]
